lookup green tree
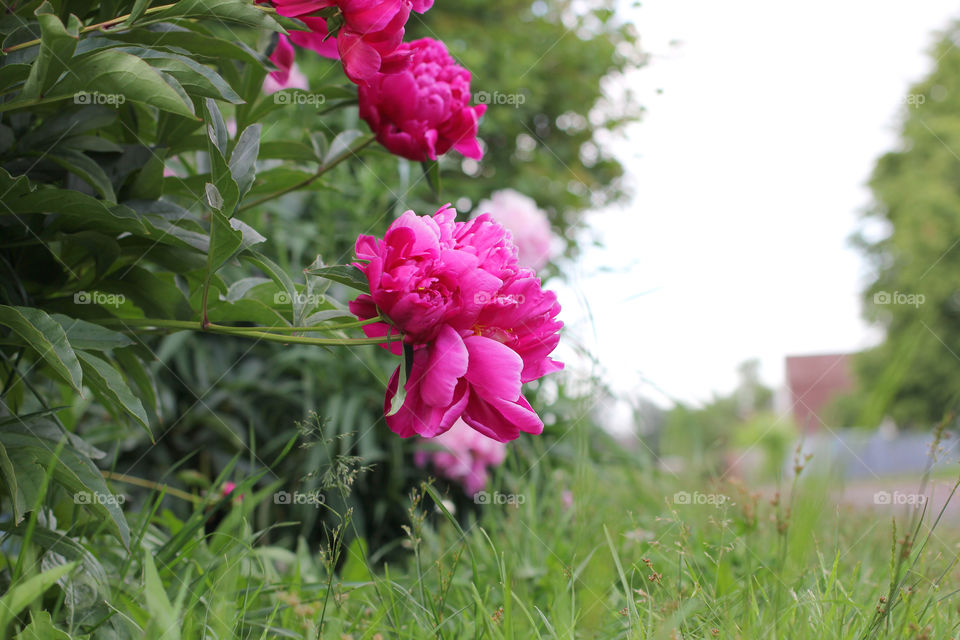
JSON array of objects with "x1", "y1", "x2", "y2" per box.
[{"x1": 853, "y1": 22, "x2": 960, "y2": 428}]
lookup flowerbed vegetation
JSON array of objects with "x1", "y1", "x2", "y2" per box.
[{"x1": 0, "y1": 0, "x2": 957, "y2": 637}]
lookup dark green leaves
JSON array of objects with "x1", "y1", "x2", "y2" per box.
[
  {"x1": 21, "y1": 4, "x2": 81, "y2": 100},
  {"x1": 304, "y1": 265, "x2": 370, "y2": 293},
  {"x1": 55, "y1": 49, "x2": 197, "y2": 117},
  {"x1": 0, "y1": 306, "x2": 83, "y2": 393}
]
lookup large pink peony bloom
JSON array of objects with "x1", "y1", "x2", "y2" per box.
[
  {"x1": 358, "y1": 38, "x2": 486, "y2": 162},
  {"x1": 415, "y1": 419, "x2": 507, "y2": 495},
  {"x1": 271, "y1": 0, "x2": 431, "y2": 83},
  {"x1": 349, "y1": 205, "x2": 563, "y2": 442},
  {"x1": 477, "y1": 189, "x2": 555, "y2": 271},
  {"x1": 262, "y1": 35, "x2": 310, "y2": 94}
]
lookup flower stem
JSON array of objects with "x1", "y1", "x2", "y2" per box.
[
  {"x1": 238, "y1": 135, "x2": 377, "y2": 212},
  {"x1": 101, "y1": 318, "x2": 392, "y2": 346}
]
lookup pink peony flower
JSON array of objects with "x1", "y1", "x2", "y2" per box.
[
  {"x1": 358, "y1": 38, "x2": 486, "y2": 161},
  {"x1": 415, "y1": 419, "x2": 507, "y2": 495},
  {"x1": 272, "y1": 0, "x2": 431, "y2": 83},
  {"x1": 262, "y1": 35, "x2": 310, "y2": 94},
  {"x1": 477, "y1": 190, "x2": 554, "y2": 271},
  {"x1": 349, "y1": 205, "x2": 563, "y2": 442}
]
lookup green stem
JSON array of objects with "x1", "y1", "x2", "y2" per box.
[
  {"x1": 101, "y1": 318, "x2": 391, "y2": 346},
  {"x1": 238, "y1": 135, "x2": 377, "y2": 212},
  {"x1": 1, "y1": 2, "x2": 275, "y2": 53},
  {"x1": 209, "y1": 316, "x2": 384, "y2": 333}
]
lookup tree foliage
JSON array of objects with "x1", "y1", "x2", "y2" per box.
[{"x1": 853, "y1": 22, "x2": 960, "y2": 427}]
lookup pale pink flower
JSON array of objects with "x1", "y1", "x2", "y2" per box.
[
  {"x1": 262, "y1": 35, "x2": 310, "y2": 94},
  {"x1": 477, "y1": 190, "x2": 554, "y2": 271},
  {"x1": 415, "y1": 419, "x2": 506, "y2": 495}
]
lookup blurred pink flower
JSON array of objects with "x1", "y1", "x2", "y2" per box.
[
  {"x1": 415, "y1": 419, "x2": 506, "y2": 495},
  {"x1": 477, "y1": 190, "x2": 554, "y2": 271},
  {"x1": 358, "y1": 38, "x2": 486, "y2": 161},
  {"x1": 350, "y1": 205, "x2": 563, "y2": 442},
  {"x1": 272, "y1": 0, "x2": 431, "y2": 83},
  {"x1": 262, "y1": 35, "x2": 310, "y2": 94}
]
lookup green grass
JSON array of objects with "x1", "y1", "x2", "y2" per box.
[{"x1": 3, "y1": 428, "x2": 959, "y2": 639}]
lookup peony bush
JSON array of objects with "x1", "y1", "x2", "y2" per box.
[{"x1": 0, "y1": 0, "x2": 638, "y2": 634}]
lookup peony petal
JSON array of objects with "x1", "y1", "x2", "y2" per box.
[
  {"x1": 464, "y1": 335, "x2": 522, "y2": 403},
  {"x1": 419, "y1": 325, "x2": 468, "y2": 407}
]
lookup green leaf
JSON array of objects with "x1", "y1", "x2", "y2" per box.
[
  {"x1": 304, "y1": 264, "x2": 370, "y2": 293},
  {"x1": 387, "y1": 344, "x2": 413, "y2": 417},
  {"x1": 0, "y1": 562, "x2": 77, "y2": 636},
  {"x1": 76, "y1": 351, "x2": 151, "y2": 437},
  {"x1": 0, "y1": 64, "x2": 31, "y2": 93},
  {"x1": 142, "y1": 554, "x2": 182, "y2": 640},
  {"x1": 47, "y1": 149, "x2": 116, "y2": 201},
  {"x1": 340, "y1": 537, "x2": 373, "y2": 583},
  {"x1": 21, "y1": 5, "x2": 81, "y2": 100},
  {"x1": 0, "y1": 421, "x2": 128, "y2": 545},
  {"x1": 0, "y1": 305, "x2": 83, "y2": 393},
  {"x1": 6, "y1": 188, "x2": 148, "y2": 235},
  {"x1": 149, "y1": 0, "x2": 284, "y2": 31},
  {"x1": 120, "y1": 47, "x2": 243, "y2": 104},
  {"x1": 229, "y1": 124, "x2": 261, "y2": 198},
  {"x1": 51, "y1": 314, "x2": 133, "y2": 351},
  {"x1": 0, "y1": 442, "x2": 32, "y2": 523},
  {"x1": 205, "y1": 182, "x2": 223, "y2": 210},
  {"x1": 208, "y1": 210, "x2": 242, "y2": 271},
  {"x1": 125, "y1": 0, "x2": 153, "y2": 26},
  {"x1": 15, "y1": 611, "x2": 71, "y2": 640},
  {"x1": 105, "y1": 24, "x2": 266, "y2": 66},
  {"x1": 19, "y1": 105, "x2": 118, "y2": 151},
  {"x1": 242, "y1": 251, "x2": 304, "y2": 324},
  {"x1": 114, "y1": 347, "x2": 160, "y2": 418},
  {"x1": 204, "y1": 99, "x2": 239, "y2": 213},
  {"x1": 325, "y1": 129, "x2": 364, "y2": 165},
  {"x1": 421, "y1": 159, "x2": 441, "y2": 197},
  {"x1": 51, "y1": 49, "x2": 197, "y2": 118}
]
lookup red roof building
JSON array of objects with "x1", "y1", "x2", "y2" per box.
[{"x1": 785, "y1": 353, "x2": 854, "y2": 433}]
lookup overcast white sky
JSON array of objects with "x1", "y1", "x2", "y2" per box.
[{"x1": 557, "y1": 0, "x2": 960, "y2": 409}]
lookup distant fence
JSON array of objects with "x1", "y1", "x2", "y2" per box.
[{"x1": 798, "y1": 429, "x2": 959, "y2": 478}]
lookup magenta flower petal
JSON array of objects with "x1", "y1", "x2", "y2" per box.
[
  {"x1": 352, "y1": 207, "x2": 562, "y2": 443},
  {"x1": 463, "y1": 335, "x2": 522, "y2": 404},
  {"x1": 385, "y1": 366, "x2": 469, "y2": 437},
  {"x1": 420, "y1": 325, "x2": 468, "y2": 407}
]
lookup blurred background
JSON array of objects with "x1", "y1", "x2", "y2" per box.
[{"x1": 556, "y1": 0, "x2": 960, "y2": 488}]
